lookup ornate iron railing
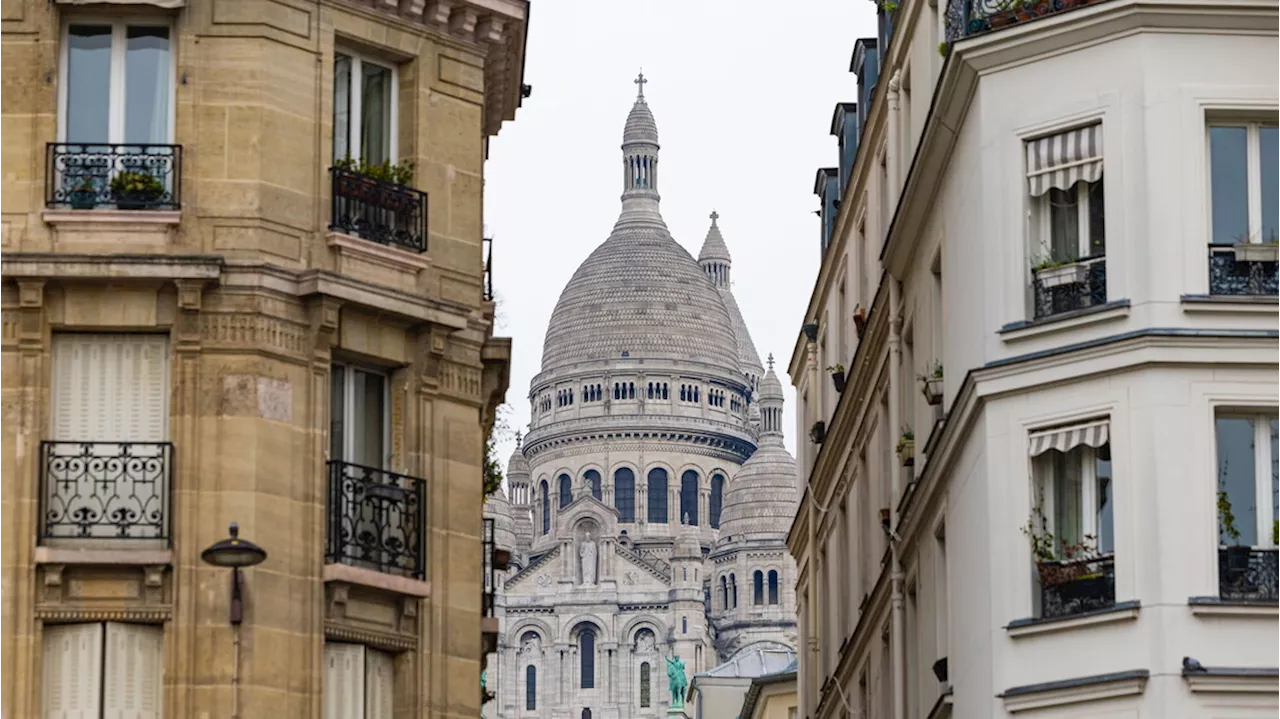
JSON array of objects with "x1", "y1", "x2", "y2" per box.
[
  {"x1": 1032, "y1": 256, "x2": 1107, "y2": 320},
  {"x1": 482, "y1": 237, "x2": 494, "y2": 301},
  {"x1": 1219, "y1": 547, "x2": 1279, "y2": 602},
  {"x1": 45, "y1": 143, "x2": 182, "y2": 210},
  {"x1": 946, "y1": 0, "x2": 1112, "y2": 41},
  {"x1": 1208, "y1": 244, "x2": 1279, "y2": 296},
  {"x1": 482, "y1": 518, "x2": 496, "y2": 617},
  {"x1": 1038, "y1": 553, "x2": 1114, "y2": 619},
  {"x1": 329, "y1": 167, "x2": 427, "y2": 252},
  {"x1": 39, "y1": 441, "x2": 173, "y2": 541},
  {"x1": 326, "y1": 460, "x2": 425, "y2": 578}
]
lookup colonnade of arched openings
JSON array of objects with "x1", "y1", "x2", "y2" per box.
[
  {"x1": 535, "y1": 466, "x2": 728, "y2": 535},
  {"x1": 718, "y1": 569, "x2": 781, "y2": 610}
]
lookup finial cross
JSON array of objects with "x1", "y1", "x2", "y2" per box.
[
  {"x1": 710, "y1": 210, "x2": 719, "y2": 224},
  {"x1": 635, "y1": 69, "x2": 647, "y2": 98},
  {"x1": 767, "y1": 353, "x2": 775, "y2": 370}
]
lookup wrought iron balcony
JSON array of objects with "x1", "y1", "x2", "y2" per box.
[
  {"x1": 45, "y1": 143, "x2": 182, "y2": 210},
  {"x1": 329, "y1": 167, "x2": 428, "y2": 253},
  {"x1": 1219, "y1": 547, "x2": 1279, "y2": 602},
  {"x1": 1032, "y1": 256, "x2": 1106, "y2": 320},
  {"x1": 1208, "y1": 244, "x2": 1279, "y2": 297},
  {"x1": 946, "y1": 0, "x2": 1112, "y2": 42},
  {"x1": 1037, "y1": 553, "x2": 1115, "y2": 619},
  {"x1": 39, "y1": 441, "x2": 173, "y2": 541},
  {"x1": 482, "y1": 237, "x2": 495, "y2": 301},
  {"x1": 326, "y1": 460, "x2": 425, "y2": 579}
]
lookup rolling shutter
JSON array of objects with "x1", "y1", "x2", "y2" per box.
[
  {"x1": 323, "y1": 643, "x2": 365, "y2": 719},
  {"x1": 43, "y1": 623, "x2": 103, "y2": 719},
  {"x1": 51, "y1": 334, "x2": 169, "y2": 442},
  {"x1": 102, "y1": 622, "x2": 163, "y2": 719},
  {"x1": 364, "y1": 649, "x2": 395, "y2": 719}
]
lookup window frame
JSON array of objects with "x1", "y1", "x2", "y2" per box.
[
  {"x1": 1031, "y1": 442, "x2": 1112, "y2": 556},
  {"x1": 1207, "y1": 120, "x2": 1278, "y2": 244},
  {"x1": 1035, "y1": 179, "x2": 1104, "y2": 261},
  {"x1": 331, "y1": 361, "x2": 391, "y2": 469},
  {"x1": 58, "y1": 18, "x2": 177, "y2": 144},
  {"x1": 1214, "y1": 411, "x2": 1278, "y2": 549},
  {"x1": 333, "y1": 46, "x2": 400, "y2": 165}
]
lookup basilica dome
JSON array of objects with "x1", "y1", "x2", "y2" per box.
[{"x1": 718, "y1": 363, "x2": 798, "y2": 542}]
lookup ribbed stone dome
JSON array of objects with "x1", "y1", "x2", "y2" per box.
[
  {"x1": 484, "y1": 488, "x2": 517, "y2": 552},
  {"x1": 718, "y1": 362, "x2": 797, "y2": 540},
  {"x1": 623, "y1": 97, "x2": 659, "y2": 145}
]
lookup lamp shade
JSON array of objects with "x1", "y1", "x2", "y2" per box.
[{"x1": 200, "y1": 522, "x2": 267, "y2": 568}]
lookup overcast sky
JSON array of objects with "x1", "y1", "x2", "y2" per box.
[{"x1": 483, "y1": 0, "x2": 879, "y2": 470}]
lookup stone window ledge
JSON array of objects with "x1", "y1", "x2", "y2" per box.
[
  {"x1": 999, "y1": 669, "x2": 1148, "y2": 713},
  {"x1": 999, "y1": 300, "x2": 1130, "y2": 342},
  {"x1": 1181, "y1": 294, "x2": 1278, "y2": 314},
  {"x1": 1005, "y1": 600, "x2": 1140, "y2": 638},
  {"x1": 1188, "y1": 596, "x2": 1278, "y2": 617},
  {"x1": 327, "y1": 231, "x2": 431, "y2": 269},
  {"x1": 323, "y1": 562, "x2": 431, "y2": 598},
  {"x1": 34, "y1": 546, "x2": 172, "y2": 566},
  {"x1": 42, "y1": 209, "x2": 182, "y2": 226},
  {"x1": 1183, "y1": 666, "x2": 1278, "y2": 693}
]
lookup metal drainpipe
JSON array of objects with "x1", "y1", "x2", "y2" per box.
[
  {"x1": 805, "y1": 335, "x2": 821, "y2": 711},
  {"x1": 887, "y1": 67, "x2": 907, "y2": 719}
]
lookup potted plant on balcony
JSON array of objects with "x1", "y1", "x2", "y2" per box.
[
  {"x1": 1231, "y1": 232, "x2": 1280, "y2": 263},
  {"x1": 827, "y1": 364, "x2": 847, "y2": 393},
  {"x1": 853, "y1": 304, "x2": 868, "y2": 339},
  {"x1": 802, "y1": 322, "x2": 819, "y2": 343},
  {"x1": 1032, "y1": 255, "x2": 1088, "y2": 289},
  {"x1": 918, "y1": 361, "x2": 943, "y2": 406},
  {"x1": 333, "y1": 157, "x2": 417, "y2": 211},
  {"x1": 68, "y1": 176, "x2": 98, "y2": 210},
  {"x1": 810, "y1": 420, "x2": 826, "y2": 444},
  {"x1": 1218, "y1": 491, "x2": 1251, "y2": 572},
  {"x1": 896, "y1": 427, "x2": 914, "y2": 467},
  {"x1": 1022, "y1": 508, "x2": 1109, "y2": 603},
  {"x1": 110, "y1": 171, "x2": 164, "y2": 210}
]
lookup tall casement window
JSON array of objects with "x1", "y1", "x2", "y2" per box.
[
  {"x1": 540, "y1": 480, "x2": 550, "y2": 535},
  {"x1": 720, "y1": 576, "x2": 729, "y2": 610},
  {"x1": 558, "y1": 473, "x2": 573, "y2": 509},
  {"x1": 584, "y1": 469, "x2": 602, "y2": 501},
  {"x1": 525, "y1": 666, "x2": 537, "y2": 710},
  {"x1": 1209, "y1": 122, "x2": 1278, "y2": 244},
  {"x1": 323, "y1": 642, "x2": 394, "y2": 719},
  {"x1": 647, "y1": 468, "x2": 669, "y2": 523},
  {"x1": 753, "y1": 570, "x2": 765, "y2": 605},
  {"x1": 680, "y1": 470, "x2": 699, "y2": 525},
  {"x1": 709, "y1": 474, "x2": 725, "y2": 529},
  {"x1": 42, "y1": 623, "x2": 163, "y2": 716},
  {"x1": 639, "y1": 662, "x2": 651, "y2": 707},
  {"x1": 331, "y1": 363, "x2": 388, "y2": 468},
  {"x1": 768, "y1": 570, "x2": 780, "y2": 604},
  {"x1": 1215, "y1": 414, "x2": 1279, "y2": 554},
  {"x1": 333, "y1": 50, "x2": 397, "y2": 165},
  {"x1": 60, "y1": 22, "x2": 173, "y2": 143},
  {"x1": 579, "y1": 628, "x2": 596, "y2": 689},
  {"x1": 1028, "y1": 420, "x2": 1114, "y2": 618},
  {"x1": 730, "y1": 573, "x2": 738, "y2": 608},
  {"x1": 1025, "y1": 124, "x2": 1106, "y2": 318},
  {"x1": 614, "y1": 468, "x2": 636, "y2": 522}
]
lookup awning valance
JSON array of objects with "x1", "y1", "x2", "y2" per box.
[
  {"x1": 1028, "y1": 419, "x2": 1109, "y2": 457},
  {"x1": 1026, "y1": 124, "x2": 1103, "y2": 197}
]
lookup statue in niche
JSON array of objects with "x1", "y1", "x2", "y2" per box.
[
  {"x1": 634, "y1": 629, "x2": 655, "y2": 654},
  {"x1": 580, "y1": 529, "x2": 598, "y2": 585},
  {"x1": 521, "y1": 632, "x2": 541, "y2": 655}
]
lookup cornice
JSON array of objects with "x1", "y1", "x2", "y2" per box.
[{"x1": 523, "y1": 417, "x2": 757, "y2": 464}]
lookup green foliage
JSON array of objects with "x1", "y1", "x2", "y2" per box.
[
  {"x1": 1021, "y1": 505, "x2": 1100, "y2": 564},
  {"x1": 1217, "y1": 491, "x2": 1242, "y2": 544},
  {"x1": 881, "y1": 0, "x2": 900, "y2": 11},
  {"x1": 483, "y1": 404, "x2": 514, "y2": 499},
  {"x1": 918, "y1": 361, "x2": 943, "y2": 382},
  {"x1": 826, "y1": 364, "x2": 845, "y2": 374},
  {"x1": 895, "y1": 427, "x2": 914, "y2": 456},
  {"x1": 938, "y1": 41, "x2": 949, "y2": 57},
  {"x1": 109, "y1": 171, "x2": 163, "y2": 198},
  {"x1": 333, "y1": 156, "x2": 416, "y2": 186},
  {"x1": 1031, "y1": 238, "x2": 1079, "y2": 272}
]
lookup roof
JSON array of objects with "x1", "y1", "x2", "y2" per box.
[
  {"x1": 830, "y1": 102, "x2": 858, "y2": 135},
  {"x1": 737, "y1": 661, "x2": 799, "y2": 719},
  {"x1": 694, "y1": 644, "x2": 796, "y2": 680}
]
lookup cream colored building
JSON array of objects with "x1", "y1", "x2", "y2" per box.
[
  {"x1": 735, "y1": 662, "x2": 796, "y2": 719},
  {"x1": 1, "y1": 0, "x2": 528, "y2": 716},
  {"x1": 788, "y1": 1, "x2": 1278, "y2": 718}
]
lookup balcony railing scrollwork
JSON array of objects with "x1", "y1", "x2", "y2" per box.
[
  {"x1": 1032, "y1": 256, "x2": 1106, "y2": 320},
  {"x1": 1208, "y1": 244, "x2": 1279, "y2": 297},
  {"x1": 946, "y1": 0, "x2": 1112, "y2": 41},
  {"x1": 482, "y1": 518, "x2": 497, "y2": 618},
  {"x1": 1219, "y1": 547, "x2": 1279, "y2": 602},
  {"x1": 39, "y1": 441, "x2": 173, "y2": 541},
  {"x1": 45, "y1": 143, "x2": 182, "y2": 210},
  {"x1": 1037, "y1": 553, "x2": 1115, "y2": 619},
  {"x1": 329, "y1": 167, "x2": 428, "y2": 253},
  {"x1": 326, "y1": 460, "x2": 425, "y2": 579}
]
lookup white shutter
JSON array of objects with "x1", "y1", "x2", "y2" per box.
[
  {"x1": 364, "y1": 649, "x2": 395, "y2": 719},
  {"x1": 52, "y1": 334, "x2": 169, "y2": 441},
  {"x1": 42, "y1": 623, "x2": 103, "y2": 719},
  {"x1": 324, "y1": 642, "x2": 366, "y2": 719},
  {"x1": 102, "y1": 622, "x2": 163, "y2": 719}
]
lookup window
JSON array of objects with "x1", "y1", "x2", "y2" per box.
[
  {"x1": 585, "y1": 469, "x2": 602, "y2": 501},
  {"x1": 1215, "y1": 414, "x2": 1279, "y2": 548},
  {"x1": 579, "y1": 628, "x2": 596, "y2": 689},
  {"x1": 1031, "y1": 435, "x2": 1113, "y2": 555},
  {"x1": 682, "y1": 616, "x2": 688, "y2": 633},
  {"x1": 1027, "y1": 125, "x2": 1105, "y2": 265},
  {"x1": 331, "y1": 363, "x2": 388, "y2": 468},
  {"x1": 525, "y1": 666, "x2": 537, "y2": 710},
  {"x1": 42, "y1": 622, "x2": 163, "y2": 717},
  {"x1": 333, "y1": 50, "x2": 397, "y2": 166},
  {"x1": 540, "y1": 480, "x2": 550, "y2": 535},
  {"x1": 648, "y1": 468, "x2": 669, "y2": 523},
  {"x1": 709, "y1": 474, "x2": 725, "y2": 529},
  {"x1": 720, "y1": 575, "x2": 729, "y2": 610},
  {"x1": 323, "y1": 642, "x2": 394, "y2": 719},
  {"x1": 1209, "y1": 122, "x2": 1279, "y2": 244},
  {"x1": 680, "y1": 470, "x2": 699, "y2": 526},
  {"x1": 640, "y1": 662, "x2": 651, "y2": 707},
  {"x1": 768, "y1": 570, "x2": 780, "y2": 605},
  {"x1": 730, "y1": 573, "x2": 738, "y2": 608},
  {"x1": 615, "y1": 468, "x2": 636, "y2": 522},
  {"x1": 559, "y1": 474, "x2": 572, "y2": 509},
  {"x1": 753, "y1": 570, "x2": 765, "y2": 605},
  {"x1": 61, "y1": 22, "x2": 172, "y2": 143}
]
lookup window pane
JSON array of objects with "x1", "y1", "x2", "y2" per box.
[
  {"x1": 124, "y1": 27, "x2": 170, "y2": 144},
  {"x1": 1095, "y1": 447, "x2": 1113, "y2": 554},
  {"x1": 1087, "y1": 178, "x2": 1106, "y2": 257},
  {"x1": 1210, "y1": 126, "x2": 1250, "y2": 244},
  {"x1": 558, "y1": 474, "x2": 572, "y2": 508},
  {"x1": 1216, "y1": 417, "x2": 1258, "y2": 546},
  {"x1": 330, "y1": 365, "x2": 345, "y2": 462},
  {"x1": 66, "y1": 25, "x2": 112, "y2": 142},
  {"x1": 614, "y1": 468, "x2": 635, "y2": 522},
  {"x1": 680, "y1": 470, "x2": 699, "y2": 526},
  {"x1": 1261, "y1": 127, "x2": 1278, "y2": 243},
  {"x1": 579, "y1": 629, "x2": 595, "y2": 689},
  {"x1": 1052, "y1": 450, "x2": 1082, "y2": 549},
  {"x1": 648, "y1": 469, "x2": 668, "y2": 523},
  {"x1": 1048, "y1": 187, "x2": 1079, "y2": 260},
  {"x1": 352, "y1": 369, "x2": 384, "y2": 467},
  {"x1": 361, "y1": 62, "x2": 393, "y2": 165},
  {"x1": 333, "y1": 54, "x2": 352, "y2": 162}
]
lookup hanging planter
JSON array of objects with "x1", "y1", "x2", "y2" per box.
[
  {"x1": 896, "y1": 429, "x2": 915, "y2": 467},
  {"x1": 918, "y1": 361, "x2": 943, "y2": 406},
  {"x1": 827, "y1": 364, "x2": 847, "y2": 394},
  {"x1": 853, "y1": 305, "x2": 868, "y2": 339},
  {"x1": 802, "y1": 322, "x2": 819, "y2": 342}
]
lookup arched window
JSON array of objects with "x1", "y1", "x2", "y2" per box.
[
  {"x1": 680, "y1": 385, "x2": 686, "y2": 402},
  {"x1": 614, "y1": 383, "x2": 620, "y2": 400},
  {"x1": 720, "y1": 575, "x2": 728, "y2": 609},
  {"x1": 753, "y1": 570, "x2": 765, "y2": 605},
  {"x1": 629, "y1": 382, "x2": 635, "y2": 399},
  {"x1": 582, "y1": 710, "x2": 591, "y2": 719},
  {"x1": 585, "y1": 469, "x2": 602, "y2": 501},
  {"x1": 614, "y1": 468, "x2": 635, "y2": 522},
  {"x1": 709, "y1": 474, "x2": 724, "y2": 529},
  {"x1": 579, "y1": 627, "x2": 596, "y2": 689},
  {"x1": 647, "y1": 468, "x2": 669, "y2": 523},
  {"x1": 540, "y1": 480, "x2": 550, "y2": 535},
  {"x1": 558, "y1": 474, "x2": 572, "y2": 508},
  {"x1": 525, "y1": 665, "x2": 537, "y2": 710},
  {"x1": 680, "y1": 470, "x2": 699, "y2": 526},
  {"x1": 640, "y1": 662, "x2": 651, "y2": 707},
  {"x1": 730, "y1": 573, "x2": 738, "y2": 608},
  {"x1": 768, "y1": 570, "x2": 780, "y2": 604},
  {"x1": 682, "y1": 616, "x2": 688, "y2": 633}
]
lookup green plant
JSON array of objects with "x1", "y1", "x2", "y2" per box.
[
  {"x1": 1021, "y1": 506, "x2": 1102, "y2": 569},
  {"x1": 1217, "y1": 491, "x2": 1242, "y2": 544},
  {"x1": 826, "y1": 364, "x2": 845, "y2": 374},
  {"x1": 918, "y1": 361, "x2": 943, "y2": 382},
  {"x1": 881, "y1": 0, "x2": 899, "y2": 11},
  {"x1": 937, "y1": 41, "x2": 949, "y2": 57},
  {"x1": 1273, "y1": 518, "x2": 1278, "y2": 545},
  {"x1": 334, "y1": 156, "x2": 416, "y2": 186},
  {"x1": 483, "y1": 404, "x2": 514, "y2": 499},
  {"x1": 1031, "y1": 238, "x2": 1080, "y2": 272},
  {"x1": 109, "y1": 171, "x2": 164, "y2": 197},
  {"x1": 895, "y1": 427, "x2": 915, "y2": 455}
]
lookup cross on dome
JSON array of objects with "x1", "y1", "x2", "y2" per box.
[
  {"x1": 767, "y1": 353, "x2": 775, "y2": 370},
  {"x1": 710, "y1": 210, "x2": 719, "y2": 225},
  {"x1": 635, "y1": 70, "x2": 647, "y2": 99}
]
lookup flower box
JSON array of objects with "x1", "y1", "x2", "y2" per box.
[
  {"x1": 1034, "y1": 262, "x2": 1089, "y2": 289},
  {"x1": 1232, "y1": 243, "x2": 1279, "y2": 263},
  {"x1": 921, "y1": 378, "x2": 943, "y2": 406}
]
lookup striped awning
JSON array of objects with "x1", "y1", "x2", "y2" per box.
[
  {"x1": 1028, "y1": 419, "x2": 1109, "y2": 457},
  {"x1": 1026, "y1": 124, "x2": 1104, "y2": 197}
]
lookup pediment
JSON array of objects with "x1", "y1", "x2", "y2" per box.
[
  {"x1": 503, "y1": 546, "x2": 560, "y2": 592},
  {"x1": 554, "y1": 491, "x2": 617, "y2": 537}
]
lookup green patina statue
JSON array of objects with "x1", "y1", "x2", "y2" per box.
[{"x1": 665, "y1": 655, "x2": 687, "y2": 709}]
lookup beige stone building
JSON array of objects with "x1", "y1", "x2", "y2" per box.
[{"x1": 0, "y1": 0, "x2": 529, "y2": 716}]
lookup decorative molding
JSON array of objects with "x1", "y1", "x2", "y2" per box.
[
  {"x1": 2, "y1": 253, "x2": 222, "y2": 280},
  {"x1": 999, "y1": 669, "x2": 1149, "y2": 713},
  {"x1": 323, "y1": 563, "x2": 432, "y2": 598},
  {"x1": 1006, "y1": 601, "x2": 1140, "y2": 638},
  {"x1": 1183, "y1": 667, "x2": 1278, "y2": 693},
  {"x1": 201, "y1": 313, "x2": 310, "y2": 358},
  {"x1": 1188, "y1": 596, "x2": 1278, "y2": 617},
  {"x1": 37, "y1": 607, "x2": 171, "y2": 623},
  {"x1": 323, "y1": 621, "x2": 417, "y2": 652}
]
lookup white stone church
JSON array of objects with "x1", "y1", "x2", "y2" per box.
[{"x1": 483, "y1": 78, "x2": 799, "y2": 719}]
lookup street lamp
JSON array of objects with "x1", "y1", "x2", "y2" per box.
[{"x1": 201, "y1": 522, "x2": 266, "y2": 719}]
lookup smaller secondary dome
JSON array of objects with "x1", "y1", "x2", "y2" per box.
[
  {"x1": 484, "y1": 488, "x2": 517, "y2": 552},
  {"x1": 623, "y1": 71, "x2": 658, "y2": 145},
  {"x1": 757, "y1": 355, "x2": 784, "y2": 401},
  {"x1": 698, "y1": 211, "x2": 731, "y2": 262},
  {"x1": 718, "y1": 358, "x2": 797, "y2": 541},
  {"x1": 507, "y1": 433, "x2": 529, "y2": 477}
]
